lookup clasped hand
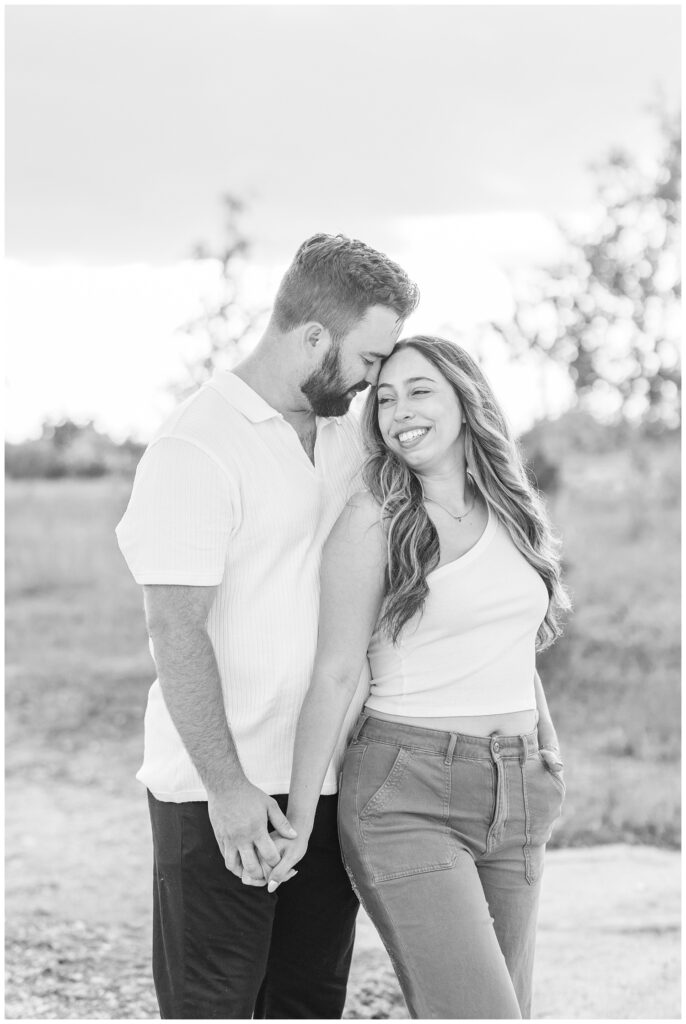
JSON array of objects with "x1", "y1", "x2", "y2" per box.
[
  {"x1": 207, "y1": 780, "x2": 308, "y2": 890},
  {"x1": 208, "y1": 781, "x2": 303, "y2": 888},
  {"x1": 244, "y1": 834, "x2": 309, "y2": 892}
]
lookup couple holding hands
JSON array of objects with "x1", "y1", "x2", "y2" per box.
[{"x1": 117, "y1": 232, "x2": 568, "y2": 1019}]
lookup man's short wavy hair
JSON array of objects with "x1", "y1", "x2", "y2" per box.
[{"x1": 273, "y1": 233, "x2": 419, "y2": 343}]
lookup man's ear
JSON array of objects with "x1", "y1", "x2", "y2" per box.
[{"x1": 302, "y1": 322, "x2": 328, "y2": 351}]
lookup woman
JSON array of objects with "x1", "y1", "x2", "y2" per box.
[{"x1": 266, "y1": 336, "x2": 570, "y2": 1018}]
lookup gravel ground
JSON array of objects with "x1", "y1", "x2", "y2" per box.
[
  {"x1": 5, "y1": 915, "x2": 407, "y2": 1019},
  {"x1": 6, "y1": 783, "x2": 680, "y2": 1019}
]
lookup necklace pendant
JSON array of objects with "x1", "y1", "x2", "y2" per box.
[{"x1": 423, "y1": 488, "x2": 476, "y2": 523}]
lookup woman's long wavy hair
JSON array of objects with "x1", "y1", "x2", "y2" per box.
[{"x1": 361, "y1": 336, "x2": 570, "y2": 648}]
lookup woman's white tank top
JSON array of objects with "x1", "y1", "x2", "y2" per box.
[{"x1": 365, "y1": 508, "x2": 549, "y2": 717}]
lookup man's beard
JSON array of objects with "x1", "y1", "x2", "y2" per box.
[{"x1": 301, "y1": 344, "x2": 367, "y2": 417}]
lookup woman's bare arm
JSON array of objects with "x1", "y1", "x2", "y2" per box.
[
  {"x1": 290, "y1": 491, "x2": 387, "y2": 830},
  {"x1": 265, "y1": 493, "x2": 387, "y2": 887},
  {"x1": 534, "y1": 670, "x2": 564, "y2": 771}
]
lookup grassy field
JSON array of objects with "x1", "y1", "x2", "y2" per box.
[
  {"x1": 536, "y1": 431, "x2": 680, "y2": 847},
  {"x1": 6, "y1": 430, "x2": 680, "y2": 845},
  {"x1": 4, "y1": 430, "x2": 681, "y2": 1017},
  {"x1": 5, "y1": 478, "x2": 152, "y2": 792}
]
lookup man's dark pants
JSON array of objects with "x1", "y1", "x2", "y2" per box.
[{"x1": 147, "y1": 791, "x2": 359, "y2": 1019}]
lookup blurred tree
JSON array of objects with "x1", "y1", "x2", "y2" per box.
[
  {"x1": 171, "y1": 194, "x2": 266, "y2": 399},
  {"x1": 48, "y1": 419, "x2": 82, "y2": 451},
  {"x1": 492, "y1": 105, "x2": 681, "y2": 429}
]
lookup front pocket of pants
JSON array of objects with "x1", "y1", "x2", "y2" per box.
[
  {"x1": 525, "y1": 755, "x2": 565, "y2": 847},
  {"x1": 357, "y1": 750, "x2": 456, "y2": 883},
  {"x1": 358, "y1": 745, "x2": 413, "y2": 820},
  {"x1": 538, "y1": 752, "x2": 566, "y2": 797}
]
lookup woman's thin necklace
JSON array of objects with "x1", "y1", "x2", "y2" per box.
[{"x1": 424, "y1": 486, "x2": 476, "y2": 523}]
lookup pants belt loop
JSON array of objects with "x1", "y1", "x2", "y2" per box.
[
  {"x1": 351, "y1": 712, "x2": 369, "y2": 743},
  {"x1": 520, "y1": 735, "x2": 528, "y2": 766},
  {"x1": 444, "y1": 733, "x2": 458, "y2": 766}
]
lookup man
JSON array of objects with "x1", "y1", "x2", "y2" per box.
[{"x1": 116, "y1": 233, "x2": 419, "y2": 1019}]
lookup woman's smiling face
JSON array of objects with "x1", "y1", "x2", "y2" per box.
[{"x1": 376, "y1": 346, "x2": 465, "y2": 472}]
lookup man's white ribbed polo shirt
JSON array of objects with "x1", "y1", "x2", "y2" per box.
[{"x1": 116, "y1": 371, "x2": 370, "y2": 802}]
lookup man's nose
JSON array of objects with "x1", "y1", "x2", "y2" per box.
[{"x1": 364, "y1": 363, "x2": 381, "y2": 385}]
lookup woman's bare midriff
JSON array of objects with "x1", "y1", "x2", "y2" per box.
[{"x1": 365, "y1": 706, "x2": 538, "y2": 737}]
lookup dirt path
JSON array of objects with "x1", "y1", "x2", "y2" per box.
[{"x1": 6, "y1": 781, "x2": 681, "y2": 1019}]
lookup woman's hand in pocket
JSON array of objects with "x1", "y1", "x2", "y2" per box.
[{"x1": 538, "y1": 744, "x2": 564, "y2": 775}]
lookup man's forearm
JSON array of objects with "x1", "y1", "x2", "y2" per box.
[{"x1": 152, "y1": 626, "x2": 245, "y2": 795}]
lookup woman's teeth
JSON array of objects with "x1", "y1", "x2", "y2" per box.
[{"x1": 397, "y1": 427, "x2": 429, "y2": 446}]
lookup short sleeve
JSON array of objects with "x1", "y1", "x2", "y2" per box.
[
  {"x1": 341, "y1": 414, "x2": 366, "y2": 500},
  {"x1": 115, "y1": 436, "x2": 239, "y2": 585}
]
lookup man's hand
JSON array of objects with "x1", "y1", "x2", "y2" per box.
[
  {"x1": 265, "y1": 834, "x2": 310, "y2": 893},
  {"x1": 207, "y1": 781, "x2": 297, "y2": 883},
  {"x1": 240, "y1": 835, "x2": 300, "y2": 889}
]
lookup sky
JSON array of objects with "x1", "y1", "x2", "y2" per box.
[{"x1": 5, "y1": 3, "x2": 681, "y2": 441}]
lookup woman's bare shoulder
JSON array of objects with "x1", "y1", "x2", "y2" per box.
[
  {"x1": 346, "y1": 488, "x2": 383, "y2": 515},
  {"x1": 330, "y1": 490, "x2": 386, "y2": 548}
]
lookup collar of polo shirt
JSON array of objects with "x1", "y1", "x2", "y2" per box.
[{"x1": 209, "y1": 370, "x2": 344, "y2": 426}]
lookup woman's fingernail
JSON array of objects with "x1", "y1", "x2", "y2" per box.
[{"x1": 267, "y1": 880, "x2": 278, "y2": 893}]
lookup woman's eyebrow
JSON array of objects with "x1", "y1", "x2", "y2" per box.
[{"x1": 378, "y1": 376, "x2": 435, "y2": 388}]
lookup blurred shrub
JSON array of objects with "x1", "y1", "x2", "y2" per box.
[
  {"x1": 5, "y1": 440, "x2": 64, "y2": 479},
  {"x1": 5, "y1": 420, "x2": 145, "y2": 479},
  {"x1": 519, "y1": 408, "x2": 636, "y2": 495},
  {"x1": 521, "y1": 442, "x2": 560, "y2": 495},
  {"x1": 522, "y1": 408, "x2": 632, "y2": 460}
]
